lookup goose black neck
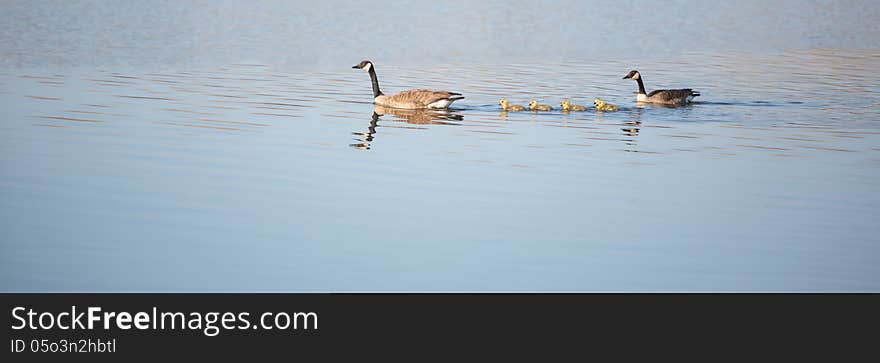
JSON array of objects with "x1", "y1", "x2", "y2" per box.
[
  {"x1": 368, "y1": 67, "x2": 383, "y2": 98},
  {"x1": 636, "y1": 77, "x2": 647, "y2": 95}
]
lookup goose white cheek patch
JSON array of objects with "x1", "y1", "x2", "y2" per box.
[{"x1": 362, "y1": 63, "x2": 372, "y2": 72}]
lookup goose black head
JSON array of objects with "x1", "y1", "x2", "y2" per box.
[
  {"x1": 623, "y1": 70, "x2": 640, "y2": 80},
  {"x1": 352, "y1": 60, "x2": 374, "y2": 72}
]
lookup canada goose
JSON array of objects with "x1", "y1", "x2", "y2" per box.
[
  {"x1": 352, "y1": 60, "x2": 464, "y2": 109},
  {"x1": 500, "y1": 98, "x2": 526, "y2": 112},
  {"x1": 560, "y1": 99, "x2": 587, "y2": 111},
  {"x1": 528, "y1": 100, "x2": 553, "y2": 111},
  {"x1": 623, "y1": 70, "x2": 699, "y2": 105},
  {"x1": 594, "y1": 98, "x2": 619, "y2": 112}
]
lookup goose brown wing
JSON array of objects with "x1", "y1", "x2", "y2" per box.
[
  {"x1": 647, "y1": 89, "x2": 697, "y2": 102},
  {"x1": 387, "y1": 89, "x2": 463, "y2": 107}
]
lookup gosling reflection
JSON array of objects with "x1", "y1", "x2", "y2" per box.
[
  {"x1": 621, "y1": 126, "x2": 640, "y2": 137},
  {"x1": 350, "y1": 106, "x2": 463, "y2": 150}
]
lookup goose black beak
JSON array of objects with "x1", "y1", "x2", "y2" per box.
[
  {"x1": 623, "y1": 75, "x2": 631, "y2": 79},
  {"x1": 352, "y1": 65, "x2": 360, "y2": 69}
]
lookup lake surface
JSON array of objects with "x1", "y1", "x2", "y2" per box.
[{"x1": 2, "y1": 1, "x2": 879, "y2": 291}]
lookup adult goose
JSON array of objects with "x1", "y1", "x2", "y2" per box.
[
  {"x1": 352, "y1": 60, "x2": 464, "y2": 109},
  {"x1": 623, "y1": 70, "x2": 699, "y2": 105}
]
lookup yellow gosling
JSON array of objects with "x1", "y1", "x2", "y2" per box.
[
  {"x1": 500, "y1": 98, "x2": 526, "y2": 112},
  {"x1": 529, "y1": 100, "x2": 553, "y2": 111},
  {"x1": 560, "y1": 99, "x2": 587, "y2": 111},
  {"x1": 594, "y1": 98, "x2": 619, "y2": 112}
]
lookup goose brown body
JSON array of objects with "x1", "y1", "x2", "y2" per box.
[{"x1": 376, "y1": 89, "x2": 464, "y2": 109}]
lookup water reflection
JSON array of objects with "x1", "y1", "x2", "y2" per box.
[
  {"x1": 621, "y1": 108, "x2": 643, "y2": 151},
  {"x1": 635, "y1": 101, "x2": 688, "y2": 109},
  {"x1": 350, "y1": 106, "x2": 464, "y2": 150},
  {"x1": 373, "y1": 105, "x2": 463, "y2": 124},
  {"x1": 350, "y1": 112, "x2": 379, "y2": 150}
]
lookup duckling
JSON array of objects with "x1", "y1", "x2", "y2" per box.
[
  {"x1": 594, "y1": 98, "x2": 619, "y2": 112},
  {"x1": 560, "y1": 99, "x2": 588, "y2": 112},
  {"x1": 529, "y1": 100, "x2": 553, "y2": 111},
  {"x1": 499, "y1": 98, "x2": 526, "y2": 112}
]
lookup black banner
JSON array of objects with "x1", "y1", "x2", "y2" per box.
[{"x1": 2, "y1": 294, "x2": 877, "y2": 360}]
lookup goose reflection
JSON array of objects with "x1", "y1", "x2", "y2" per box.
[
  {"x1": 350, "y1": 105, "x2": 463, "y2": 150},
  {"x1": 635, "y1": 101, "x2": 688, "y2": 109},
  {"x1": 351, "y1": 112, "x2": 379, "y2": 150},
  {"x1": 373, "y1": 105, "x2": 463, "y2": 124},
  {"x1": 622, "y1": 108, "x2": 643, "y2": 152}
]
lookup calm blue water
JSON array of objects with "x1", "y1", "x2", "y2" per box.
[{"x1": 1, "y1": 1, "x2": 879, "y2": 291}]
